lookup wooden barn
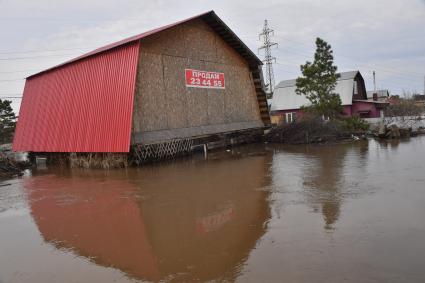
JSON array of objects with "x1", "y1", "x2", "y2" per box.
[{"x1": 12, "y1": 11, "x2": 270, "y2": 165}]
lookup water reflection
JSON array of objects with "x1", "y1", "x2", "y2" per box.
[
  {"x1": 272, "y1": 141, "x2": 369, "y2": 230},
  {"x1": 377, "y1": 139, "x2": 401, "y2": 151},
  {"x1": 4, "y1": 139, "x2": 425, "y2": 282},
  {"x1": 25, "y1": 150, "x2": 272, "y2": 282}
]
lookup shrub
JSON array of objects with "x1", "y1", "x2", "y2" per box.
[
  {"x1": 267, "y1": 116, "x2": 349, "y2": 144},
  {"x1": 341, "y1": 116, "x2": 369, "y2": 131}
]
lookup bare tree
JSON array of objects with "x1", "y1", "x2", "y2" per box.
[{"x1": 385, "y1": 92, "x2": 425, "y2": 129}]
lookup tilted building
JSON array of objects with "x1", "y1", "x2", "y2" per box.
[{"x1": 12, "y1": 11, "x2": 270, "y2": 163}]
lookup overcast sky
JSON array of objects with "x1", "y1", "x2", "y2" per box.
[{"x1": 1, "y1": 0, "x2": 424, "y2": 113}]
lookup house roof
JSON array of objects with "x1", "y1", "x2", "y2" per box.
[
  {"x1": 28, "y1": 10, "x2": 262, "y2": 79},
  {"x1": 353, "y1": 99, "x2": 389, "y2": 104},
  {"x1": 271, "y1": 71, "x2": 360, "y2": 111},
  {"x1": 275, "y1": 71, "x2": 359, "y2": 89},
  {"x1": 366, "y1": 89, "x2": 389, "y2": 98}
]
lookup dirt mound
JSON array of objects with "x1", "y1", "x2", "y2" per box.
[
  {"x1": 266, "y1": 119, "x2": 352, "y2": 144},
  {"x1": 0, "y1": 153, "x2": 29, "y2": 179}
]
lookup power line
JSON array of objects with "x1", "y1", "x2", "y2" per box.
[
  {"x1": 0, "y1": 16, "x2": 144, "y2": 23},
  {"x1": 274, "y1": 57, "x2": 423, "y2": 92},
  {"x1": 276, "y1": 44, "x2": 424, "y2": 78},
  {"x1": 274, "y1": 46, "x2": 424, "y2": 83},
  {"x1": 0, "y1": 79, "x2": 24, "y2": 82},
  {"x1": 0, "y1": 47, "x2": 93, "y2": 55},
  {"x1": 264, "y1": 41, "x2": 422, "y2": 90},
  {"x1": 274, "y1": 37, "x2": 425, "y2": 77},
  {"x1": 0, "y1": 69, "x2": 40, "y2": 74},
  {"x1": 0, "y1": 53, "x2": 82, "y2": 61},
  {"x1": 259, "y1": 34, "x2": 424, "y2": 77}
]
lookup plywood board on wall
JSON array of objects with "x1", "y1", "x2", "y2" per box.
[
  {"x1": 133, "y1": 52, "x2": 168, "y2": 132},
  {"x1": 132, "y1": 18, "x2": 263, "y2": 144}
]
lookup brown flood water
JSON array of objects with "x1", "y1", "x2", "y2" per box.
[{"x1": 1, "y1": 137, "x2": 425, "y2": 283}]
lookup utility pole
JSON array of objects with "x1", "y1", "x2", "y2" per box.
[
  {"x1": 259, "y1": 20, "x2": 278, "y2": 98},
  {"x1": 373, "y1": 71, "x2": 376, "y2": 92}
]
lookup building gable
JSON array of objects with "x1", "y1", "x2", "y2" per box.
[{"x1": 132, "y1": 19, "x2": 263, "y2": 144}]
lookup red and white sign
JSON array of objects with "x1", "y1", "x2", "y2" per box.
[{"x1": 185, "y1": 69, "x2": 225, "y2": 89}]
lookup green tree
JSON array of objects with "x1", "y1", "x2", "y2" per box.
[
  {"x1": 0, "y1": 99, "x2": 17, "y2": 144},
  {"x1": 295, "y1": 38, "x2": 342, "y2": 119}
]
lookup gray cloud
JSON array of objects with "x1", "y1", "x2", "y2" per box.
[{"x1": 1, "y1": 0, "x2": 424, "y2": 112}]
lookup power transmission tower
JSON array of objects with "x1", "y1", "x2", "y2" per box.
[{"x1": 259, "y1": 20, "x2": 278, "y2": 98}]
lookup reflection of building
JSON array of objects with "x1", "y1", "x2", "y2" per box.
[
  {"x1": 301, "y1": 146, "x2": 345, "y2": 230},
  {"x1": 276, "y1": 142, "x2": 368, "y2": 230},
  {"x1": 26, "y1": 153, "x2": 271, "y2": 282}
]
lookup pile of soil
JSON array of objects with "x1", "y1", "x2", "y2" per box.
[
  {"x1": 266, "y1": 119, "x2": 356, "y2": 144},
  {"x1": 0, "y1": 153, "x2": 30, "y2": 179}
]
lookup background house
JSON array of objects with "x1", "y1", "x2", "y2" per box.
[
  {"x1": 412, "y1": 94, "x2": 425, "y2": 108},
  {"x1": 270, "y1": 71, "x2": 387, "y2": 124},
  {"x1": 367, "y1": 89, "x2": 390, "y2": 101}
]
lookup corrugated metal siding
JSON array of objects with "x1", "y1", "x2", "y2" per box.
[{"x1": 13, "y1": 42, "x2": 140, "y2": 153}]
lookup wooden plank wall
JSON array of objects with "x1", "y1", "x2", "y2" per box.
[{"x1": 132, "y1": 19, "x2": 263, "y2": 144}]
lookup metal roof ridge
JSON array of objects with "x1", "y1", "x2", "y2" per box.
[
  {"x1": 353, "y1": 99, "x2": 389, "y2": 104},
  {"x1": 275, "y1": 70, "x2": 359, "y2": 89}
]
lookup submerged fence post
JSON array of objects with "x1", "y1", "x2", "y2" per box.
[{"x1": 203, "y1": 144, "x2": 208, "y2": 159}]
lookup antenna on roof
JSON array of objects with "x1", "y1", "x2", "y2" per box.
[
  {"x1": 258, "y1": 20, "x2": 278, "y2": 98},
  {"x1": 373, "y1": 71, "x2": 376, "y2": 92}
]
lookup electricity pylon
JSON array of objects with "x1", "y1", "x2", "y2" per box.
[{"x1": 259, "y1": 19, "x2": 278, "y2": 98}]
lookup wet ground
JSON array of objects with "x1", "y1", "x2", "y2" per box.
[{"x1": 1, "y1": 137, "x2": 425, "y2": 283}]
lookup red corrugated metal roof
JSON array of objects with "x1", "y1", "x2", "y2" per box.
[{"x1": 13, "y1": 41, "x2": 140, "y2": 152}]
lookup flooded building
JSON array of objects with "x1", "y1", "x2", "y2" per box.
[
  {"x1": 270, "y1": 71, "x2": 388, "y2": 124},
  {"x1": 12, "y1": 11, "x2": 270, "y2": 164}
]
